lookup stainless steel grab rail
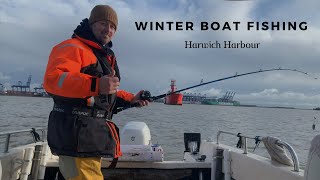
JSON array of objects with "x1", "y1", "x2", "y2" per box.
[
  {"x1": 277, "y1": 140, "x2": 300, "y2": 172},
  {"x1": 0, "y1": 128, "x2": 47, "y2": 153}
]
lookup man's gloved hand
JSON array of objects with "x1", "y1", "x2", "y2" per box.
[
  {"x1": 99, "y1": 70, "x2": 120, "y2": 95},
  {"x1": 131, "y1": 90, "x2": 150, "y2": 107}
]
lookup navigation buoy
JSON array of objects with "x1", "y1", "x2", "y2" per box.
[{"x1": 164, "y1": 80, "x2": 183, "y2": 105}]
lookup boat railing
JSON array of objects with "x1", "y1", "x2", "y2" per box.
[
  {"x1": 217, "y1": 130, "x2": 258, "y2": 154},
  {"x1": 0, "y1": 127, "x2": 47, "y2": 153},
  {"x1": 216, "y1": 130, "x2": 300, "y2": 172},
  {"x1": 276, "y1": 140, "x2": 300, "y2": 172}
]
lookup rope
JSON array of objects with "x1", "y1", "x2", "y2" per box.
[
  {"x1": 30, "y1": 128, "x2": 41, "y2": 142},
  {"x1": 236, "y1": 133, "x2": 242, "y2": 148},
  {"x1": 235, "y1": 134, "x2": 261, "y2": 151},
  {"x1": 253, "y1": 136, "x2": 261, "y2": 152}
]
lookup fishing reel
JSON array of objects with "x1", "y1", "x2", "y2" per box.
[
  {"x1": 140, "y1": 90, "x2": 152, "y2": 101},
  {"x1": 115, "y1": 90, "x2": 152, "y2": 112},
  {"x1": 129, "y1": 90, "x2": 152, "y2": 108}
]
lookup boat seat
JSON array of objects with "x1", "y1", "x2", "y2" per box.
[{"x1": 304, "y1": 134, "x2": 320, "y2": 180}]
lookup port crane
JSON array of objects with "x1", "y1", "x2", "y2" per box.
[{"x1": 11, "y1": 75, "x2": 32, "y2": 93}]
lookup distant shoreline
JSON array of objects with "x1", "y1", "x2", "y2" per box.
[
  {"x1": 237, "y1": 104, "x2": 313, "y2": 111},
  {"x1": 0, "y1": 94, "x2": 317, "y2": 111},
  {"x1": 154, "y1": 101, "x2": 316, "y2": 111}
]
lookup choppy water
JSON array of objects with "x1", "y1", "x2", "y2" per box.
[{"x1": 1, "y1": 96, "x2": 320, "y2": 168}]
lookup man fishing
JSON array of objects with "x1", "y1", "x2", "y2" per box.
[{"x1": 43, "y1": 4, "x2": 149, "y2": 179}]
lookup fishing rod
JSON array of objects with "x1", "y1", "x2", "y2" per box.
[{"x1": 116, "y1": 68, "x2": 316, "y2": 112}]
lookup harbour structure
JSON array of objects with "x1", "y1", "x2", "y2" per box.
[
  {"x1": 0, "y1": 83, "x2": 4, "y2": 92},
  {"x1": 11, "y1": 75, "x2": 32, "y2": 93},
  {"x1": 201, "y1": 91, "x2": 240, "y2": 106},
  {"x1": 182, "y1": 91, "x2": 240, "y2": 106},
  {"x1": 33, "y1": 84, "x2": 48, "y2": 97},
  {"x1": 2, "y1": 74, "x2": 33, "y2": 96},
  {"x1": 182, "y1": 93, "x2": 206, "y2": 104},
  {"x1": 0, "y1": 75, "x2": 49, "y2": 97}
]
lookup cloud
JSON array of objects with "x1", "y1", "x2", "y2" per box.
[
  {"x1": 238, "y1": 88, "x2": 320, "y2": 107},
  {"x1": 0, "y1": 72, "x2": 10, "y2": 81},
  {"x1": 197, "y1": 88, "x2": 222, "y2": 97}
]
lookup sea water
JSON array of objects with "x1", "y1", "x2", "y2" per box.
[{"x1": 1, "y1": 95, "x2": 319, "y2": 168}]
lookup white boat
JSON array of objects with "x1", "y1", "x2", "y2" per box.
[{"x1": 0, "y1": 121, "x2": 319, "y2": 180}]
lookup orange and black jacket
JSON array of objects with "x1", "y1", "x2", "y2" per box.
[
  {"x1": 44, "y1": 19, "x2": 134, "y2": 113},
  {"x1": 44, "y1": 19, "x2": 131, "y2": 158}
]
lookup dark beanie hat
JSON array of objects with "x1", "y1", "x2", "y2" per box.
[{"x1": 89, "y1": 5, "x2": 118, "y2": 30}]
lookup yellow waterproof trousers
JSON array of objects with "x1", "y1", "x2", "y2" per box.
[{"x1": 59, "y1": 155, "x2": 103, "y2": 180}]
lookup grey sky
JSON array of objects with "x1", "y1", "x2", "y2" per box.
[{"x1": 0, "y1": 0, "x2": 319, "y2": 108}]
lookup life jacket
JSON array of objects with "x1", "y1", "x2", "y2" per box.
[{"x1": 44, "y1": 19, "x2": 133, "y2": 158}]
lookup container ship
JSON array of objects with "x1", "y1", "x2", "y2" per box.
[
  {"x1": 182, "y1": 91, "x2": 240, "y2": 106},
  {"x1": 182, "y1": 93, "x2": 206, "y2": 104},
  {"x1": 201, "y1": 91, "x2": 240, "y2": 106}
]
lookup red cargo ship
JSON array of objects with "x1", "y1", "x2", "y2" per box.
[{"x1": 164, "y1": 80, "x2": 183, "y2": 105}]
